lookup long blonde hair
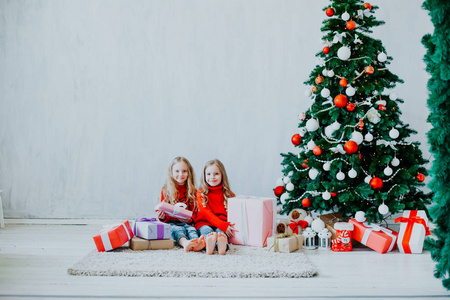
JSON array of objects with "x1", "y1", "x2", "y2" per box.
[
  {"x1": 199, "y1": 159, "x2": 234, "y2": 210},
  {"x1": 161, "y1": 157, "x2": 197, "y2": 207}
]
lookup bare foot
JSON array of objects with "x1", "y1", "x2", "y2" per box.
[
  {"x1": 193, "y1": 235, "x2": 206, "y2": 252},
  {"x1": 217, "y1": 232, "x2": 228, "y2": 255},
  {"x1": 206, "y1": 232, "x2": 217, "y2": 255},
  {"x1": 183, "y1": 238, "x2": 198, "y2": 252}
]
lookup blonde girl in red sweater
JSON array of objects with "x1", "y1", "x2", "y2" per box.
[
  {"x1": 195, "y1": 159, "x2": 236, "y2": 255},
  {"x1": 156, "y1": 157, "x2": 206, "y2": 252}
]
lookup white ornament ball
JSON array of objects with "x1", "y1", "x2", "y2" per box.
[
  {"x1": 364, "y1": 175, "x2": 372, "y2": 184},
  {"x1": 342, "y1": 12, "x2": 350, "y2": 21},
  {"x1": 309, "y1": 168, "x2": 319, "y2": 180},
  {"x1": 323, "y1": 162, "x2": 331, "y2": 171},
  {"x1": 322, "y1": 69, "x2": 329, "y2": 76},
  {"x1": 283, "y1": 176, "x2": 291, "y2": 184},
  {"x1": 384, "y1": 166, "x2": 393, "y2": 176},
  {"x1": 306, "y1": 119, "x2": 320, "y2": 132},
  {"x1": 331, "y1": 121, "x2": 341, "y2": 130},
  {"x1": 336, "y1": 171, "x2": 345, "y2": 181},
  {"x1": 378, "y1": 52, "x2": 387, "y2": 62},
  {"x1": 325, "y1": 126, "x2": 335, "y2": 139},
  {"x1": 286, "y1": 182, "x2": 295, "y2": 191},
  {"x1": 365, "y1": 133, "x2": 374, "y2": 142},
  {"x1": 391, "y1": 157, "x2": 400, "y2": 167},
  {"x1": 327, "y1": 70, "x2": 335, "y2": 77},
  {"x1": 311, "y1": 218, "x2": 326, "y2": 233},
  {"x1": 280, "y1": 193, "x2": 289, "y2": 204},
  {"x1": 355, "y1": 211, "x2": 366, "y2": 223},
  {"x1": 348, "y1": 168, "x2": 357, "y2": 178},
  {"x1": 307, "y1": 140, "x2": 317, "y2": 150},
  {"x1": 304, "y1": 215, "x2": 314, "y2": 225},
  {"x1": 337, "y1": 46, "x2": 351, "y2": 61},
  {"x1": 321, "y1": 88, "x2": 331, "y2": 98},
  {"x1": 346, "y1": 86, "x2": 356, "y2": 97},
  {"x1": 322, "y1": 191, "x2": 331, "y2": 200},
  {"x1": 389, "y1": 128, "x2": 400, "y2": 139},
  {"x1": 351, "y1": 131, "x2": 364, "y2": 145},
  {"x1": 304, "y1": 89, "x2": 312, "y2": 97},
  {"x1": 276, "y1": 177, "x2": 285, "y2": 187},
  {"x1": 389, "y1": 93, "x2": 398, "y2": 100},
  {"x1": 378, "y1": 203, "x2": 389, "y2": 215}
]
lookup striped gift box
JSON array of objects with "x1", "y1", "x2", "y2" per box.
[{"x1": 93, "y1": 221, "x2": 134, "y2": 252}]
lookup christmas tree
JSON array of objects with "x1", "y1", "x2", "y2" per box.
[
  {"x1": 422, "y1": 0, "x2": 450, "y2": 290},
  {"x1": 274, "y1": 0, "x2": 432, "y2": 223}
]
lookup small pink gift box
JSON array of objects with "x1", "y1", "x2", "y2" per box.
[
  {"x1": 154, "y1": 202, "x2": 193, "y2": 219},
  {"x1": 227, "y1": 196, "x2": 276, "y2": 247},
  {"x1": 93, "y1": 221, "x2": 134, "y2": 252}
]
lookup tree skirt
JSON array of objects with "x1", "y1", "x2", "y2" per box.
[{"x1": 68, "y1": 245, "x2": 317, "y2": 278}]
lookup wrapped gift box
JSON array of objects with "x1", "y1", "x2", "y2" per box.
[
  {"x1": 349, "y1": 219, "x2": 398, "y2": 254},
  {"x1": 154, "y1": 202, "x2": 192, "y2": 219},
  {"x1": 93, "y1": 221, "x2": 134, "y2": 252},
  {"x1": 266, "y1": 234, "x2": 303, "y2": 253},
  {"x1": 396, "y1": 210, "x2": 430, "y2": 254},
  {"x1": 319, "y1": 213, "x2": 344, "y2": 240},
  {"x1": 130, "y1": 236, "x2": 174, "y2": 250},
  {"x1": 133, "y1": 218, "x2": 171, "y2": 240},
  {"x1": 228, "y1": 196, "x2": 276, "y2": 247}
]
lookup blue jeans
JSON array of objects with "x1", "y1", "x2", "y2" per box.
[
  {"x1": 198, "y1": 225, "x2": 229, "y2": 251},
  {"x1": 169, "y1": 223, "x2": 199, "y2": 246}
]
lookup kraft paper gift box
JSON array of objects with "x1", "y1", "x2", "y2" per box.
[
  {"x1": 154, "y1": 202, "x2": 193, "y2": 220},
  {"x1": 349, "y1": 219, "x2": 398, "y2": 254},
  {"x1": 227, "y1": 196, "x2": 276, "y2": 247},
  {"x1": 130, "y1": 236, "x2": 174, "y2": 250},
  {"x1": 319, "y1": 213, "x2": 344, "y2": 240},
  {"x1": 266, "y1": 234, "x2": 304, "y2": 253},
  {"x1": 395, "y1": 210, "x2": 431, "y2": 254},
  {"x1": 93, "y1": 221, "x2": 134, "y2": 252},
  {"x1": 133, "y1": 218, "x2": 171, "y2": 240}
]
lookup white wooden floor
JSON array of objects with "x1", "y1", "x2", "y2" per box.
[{"x1": 0, "y1": 219, "x2": 449, "y2": 300}]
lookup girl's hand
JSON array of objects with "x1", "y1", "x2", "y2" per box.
[
  {"x1": 225, "y1": 223, "x2": 238, "y2": 238},
  {"x1": 156, "y1": 210, "x2": 166, "y2": 221}
]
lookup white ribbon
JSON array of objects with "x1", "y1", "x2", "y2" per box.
[
  {"x1": 332, "y1": 32, "x2": 346, "y2": 44},
  {"x1": 376, "y1": 139, "x2": 398, "y2": 150},
  {"x1": 330, "y1": 144, "x2": 346, "y2": 154},
  {"x1": 172, "y1": 203, "x2": 187, "y2": 216},
  {"x1": 357, "y1": 10, "x2": 364, "y2": 19},
  {"x1": 240, "y1": 198, "x2": 249, "y2": 245},
  {"x1": 361, "y1": 222, "x2": 397, "y2": 252},
  {"x1": 100, "y1": 222, "x2": 131, "y2": 251}
]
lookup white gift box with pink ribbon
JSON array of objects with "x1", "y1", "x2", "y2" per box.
[{"x1": 154, "y1": 202, "x2": 193, "y2": 219}]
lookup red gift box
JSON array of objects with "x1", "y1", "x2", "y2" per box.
[
  {"x1": 93, "y1": 221, "x2": 134, "y2": 252},
  {"x1": 349, "y1": 219, "x2": 398, "y2": 254}
]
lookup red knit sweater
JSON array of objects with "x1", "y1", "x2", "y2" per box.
[
  {"x1": 158, "y1": 184, "x2": 197, "y2": 224},
  {"x1": 195, "y1": 185, "x2": 231, "y2": 232}
]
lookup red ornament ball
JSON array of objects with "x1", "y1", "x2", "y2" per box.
[
  {"x1": 315, "y1": 76, "x2": 325, "y2": 85},
  {"x1": 369, "y1": 177, "x2": 383, "y2": 190},
  {"x1": 323, "y1": 46, "x2": 330, "y2": 54},
  {"x1": 291, "y1": 134, "x2": 301, "y2": 146},
  {"x1": 334, "y1": 94, "x2": 348, "y2": 108},
  {"x1": 346, "y1": 103, "x2": 356, "y2": 111},
  {"x1": 346, "y1": 20, "x2": 356, "y2": 30},
  {"x1": 365, "y1": 65, "x2": 374, "y2": 74},
  {"x1": 313, "y1": 146, "x2": 322, "y2": 156},
  {"x1": 378, "y1": 104, "x2": 386, "y2": 111},
  {"x1": 302, "y1": 159, "x2": 308, "y2": 168},
  {"x1": 364, "y1": 3, "x2": 372, "y2": 10},
  {"x1": 417, "y1": 173, "x2": 425, "y2": 182},
  {"x1": 274, "y1": 186, "x2": 285, "y2": 197},
  {"x1": 312, "y1": 86, "x2": 317, "y2": 93},
  {"x1": 344, "y1": 141, "x2": 358, "y2": 154},
  {"x1": 326, "y1": 8, "x2": 335, "y2": 17},
  {"x1": 339, "y1": 78, "x2": 348, "y2": 87},
  {"x1": 330, "y1": 192, "x2": 337, "y2": 197},
  {"x1": 302, "y1": 198, "x2": 311, "y2": 208}
]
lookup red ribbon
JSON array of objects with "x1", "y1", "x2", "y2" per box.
[
  {"x1": 289, "y1": 220, "x2": 308, "y2": 234},
  {"x1": 395, "y1": 212, "x2": 430, "y2": 253}
]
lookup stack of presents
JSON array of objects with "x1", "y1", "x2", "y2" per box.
[{"x1": 93, "y1": 196, "x2": 431, "y2": 255}]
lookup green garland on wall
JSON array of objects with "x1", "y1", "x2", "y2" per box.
[{"x1": 422, "y1": 0, "x2": 450, "y2": 291}]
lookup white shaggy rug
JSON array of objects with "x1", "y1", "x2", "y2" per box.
[{"x1": 68, "y1": 245, "x2": 317, "y2": 278}]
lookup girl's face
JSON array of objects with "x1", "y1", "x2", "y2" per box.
[
  {"x1": 205, "y1": 164, "x2": 222, "y2": 187},
  {"x1": 172, "y1": 161, "x2": 189, "y2": 185}
]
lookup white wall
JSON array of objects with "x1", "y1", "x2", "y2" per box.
[{"x1": 0, "y1": 0, "x2": 433, "y2": 218}]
